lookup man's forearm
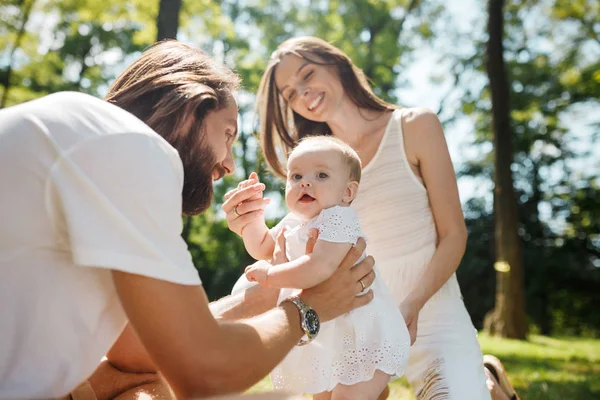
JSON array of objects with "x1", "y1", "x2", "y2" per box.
[
  {"x1": 193, "y1": 301, "x2": 303, "y2": 396},
  {"x1": 101, "y1": 286, "x2": 286, "y2": 398}
]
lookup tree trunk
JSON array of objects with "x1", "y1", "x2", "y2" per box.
[
  {"x1": 483, "y1": 0, "x2": 528, "y2": 339},
  {"x1": 156, "y1": 0, "x2": 182, "y2": 41},
  {"x1": 1, "y1": 0, "x2": 35, "y2": 108}
]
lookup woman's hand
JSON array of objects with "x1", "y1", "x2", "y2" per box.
[
  {"x1": 399, "y1": 300, "x2": 421, "y2": 345},
  {"x1": 222, "y1": 172, "x2": 270, "y2": 236}
]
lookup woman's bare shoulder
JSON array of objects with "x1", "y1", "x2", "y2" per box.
[
  {"x1": 401, "y1": 107, "x2": 441, "y2": 132},
  {"x1": 400, "y1": 107, "x2": 447, "y2": 159}
]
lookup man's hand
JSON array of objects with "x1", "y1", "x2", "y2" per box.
[
  {"x1": 304, "y1": 229, "x2": 318, "y2": 254},
  {"x1": 300, "y1": 238, "x2": 375, "y2": 322},
  {"x1": 245, "y1": 261, "x2": 269, "y2": 283}
]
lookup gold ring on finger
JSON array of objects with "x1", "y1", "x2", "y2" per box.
[
  {"x1": 234, "y1": 205, "x2": 241, "y2": 217},
  {"x1": 359, "y1": 278, "x2": 366, "y2": 291}
]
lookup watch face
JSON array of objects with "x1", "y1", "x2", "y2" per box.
[{"x1": 304, "y1": 309, "x2": 320, "y2": 337}]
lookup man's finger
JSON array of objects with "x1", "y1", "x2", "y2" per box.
[
  {"x1": 234, "y1": 210, "x2": 264, "y2": 229},
  {"x1": 222, "y1": 183, "x2": 265, "y2": 213},
  {"x1": 352, "y1": 290, "x2": 373, "y2": 308},
  {"x1": 223, "y1": 188, "x2": 238, "y2": 201},
  {"x1": 305, "y1": 228, "x2": 319, "y2": 254},
  {"x1": 338, "y1": 237, "x2": 367, "y2": 272},
  {"x1": 357, "y1": 269, "x2": 375, "y2": 289},
  {"x1": 233, "y1": 198, "x2": 270, "y2": 216},
  {"x1": 354, "y1": 237, "x2": 367, "y2": 254},
  {"x1": 350, "y1": 255, "x2": 374, "y2": 280}
]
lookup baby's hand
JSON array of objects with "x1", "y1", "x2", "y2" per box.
[
  {"x1": 245, "y1": 261, "x2": 269, "y2": 284},
  {"x1": 223, "y1": 172, "x2": 270, "y2": 236}
]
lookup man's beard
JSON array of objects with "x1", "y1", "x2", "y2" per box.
[{"x1": 180, "y1": 143, "x2": 224, "y2": 216}]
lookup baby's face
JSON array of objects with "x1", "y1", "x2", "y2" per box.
[{"x1": 285, "y1": 146, "x2": 353, "y2": 220}]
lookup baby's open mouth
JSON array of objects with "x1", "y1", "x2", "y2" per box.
[{"x1": 299, "y1": 194, "x2": 315, "y2": 203}]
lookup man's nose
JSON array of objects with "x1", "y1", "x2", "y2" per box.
[{"x1": 222, "y1": 150, "x2": 235, "y2": 175}]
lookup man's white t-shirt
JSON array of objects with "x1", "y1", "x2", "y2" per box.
[{"x1": 0, "y1": 92, "x2": 201, "y2": 399}]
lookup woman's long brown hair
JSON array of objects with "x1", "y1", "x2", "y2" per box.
[{"x1": 257, "y1": 36, "x2": 397, "y2": 179}]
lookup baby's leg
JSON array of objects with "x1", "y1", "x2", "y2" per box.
[{"x1": 331, "y1": 370, "x2": 390, "y2": 400}]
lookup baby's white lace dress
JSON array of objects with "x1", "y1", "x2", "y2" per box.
[{"x1": 270, "y1": 205, "x2": 410, "y2": 394}]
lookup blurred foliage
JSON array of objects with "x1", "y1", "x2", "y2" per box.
[
  {"x1": 449, "y1": 0, "x2": 600, "y2": 336},
  {"x1": 1, "y1": 0, "x2": 598, "y2": 336}
]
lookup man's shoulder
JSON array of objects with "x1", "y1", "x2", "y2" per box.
[
  {"x1": 45, "y1": 91, "x2": 101, "y2": 105},
  {"x1": 47, "y1": 92, "x2": 176, "y2": 159},
  {"x1": 25, "y1": 92, "x2": 151, "y2": 137},
  {"x1": 55, "y1": 92, "x2": 153, "y2": 133}
]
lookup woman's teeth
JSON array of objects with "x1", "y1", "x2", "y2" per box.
[{"x1": 308, "y1": 94, "x2": 324, "y2": 111}]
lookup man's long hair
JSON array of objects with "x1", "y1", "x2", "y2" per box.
[{"x1": 105, "y1": 40, "x2": 240, "y2": 215}]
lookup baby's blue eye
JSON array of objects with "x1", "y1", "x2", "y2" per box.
[
  {"x1": 318, "y1": 172, "x2": 328, "y2": 179},
  {"x1": 292, "y1": 174, "x2": 302, "y2": 180}
]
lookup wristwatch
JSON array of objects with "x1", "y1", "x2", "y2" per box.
[{"x1": 286, "y1": 296, "x2": 320, "y2": 346}]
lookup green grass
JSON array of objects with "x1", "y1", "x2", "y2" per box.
[
  {"x1": 248, "y1": 334, "x2": 600, "y2": 399},
  {"x1": 477, "y1": 334, "x2": 600, "y2": 399}
]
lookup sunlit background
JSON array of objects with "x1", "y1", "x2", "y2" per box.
[{"x1": 1, "y1": 0, "x2": 598, "y2": 398}]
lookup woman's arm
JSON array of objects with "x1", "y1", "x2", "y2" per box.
[{"x1": 402, "y1": 108, "x2": 468, "y2": 311}]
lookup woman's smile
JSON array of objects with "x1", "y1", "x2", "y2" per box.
[{"x1": 308, "y1": 93, "x2": 324, "y2": 111}]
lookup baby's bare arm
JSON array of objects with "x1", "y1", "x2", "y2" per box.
[
  {"x1": 242, "y1": 223, "x2": 275, "y2": 260},
  {"x1": 264, "y1": 240, "x2": 353, "y2": 289}
]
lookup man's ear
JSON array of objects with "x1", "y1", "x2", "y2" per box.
[{"x1": 343, "y1": 181, "x2": 359, "y2": 204}]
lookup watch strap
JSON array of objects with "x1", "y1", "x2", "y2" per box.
[{"x1": 287, "y1": 296, "x2": 314, "y2": 346}]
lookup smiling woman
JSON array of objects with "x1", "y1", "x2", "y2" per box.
[{"x1": 257, "y1": 37, "x2": 395, "y2": 180}]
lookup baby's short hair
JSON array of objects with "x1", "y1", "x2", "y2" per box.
[{"x1": 293, "y1": 136, "x2": 362, "y2": 183}]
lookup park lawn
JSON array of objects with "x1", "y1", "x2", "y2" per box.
[{"x1": 248, "y1": 334, "x2": 600, "y2": 399}]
